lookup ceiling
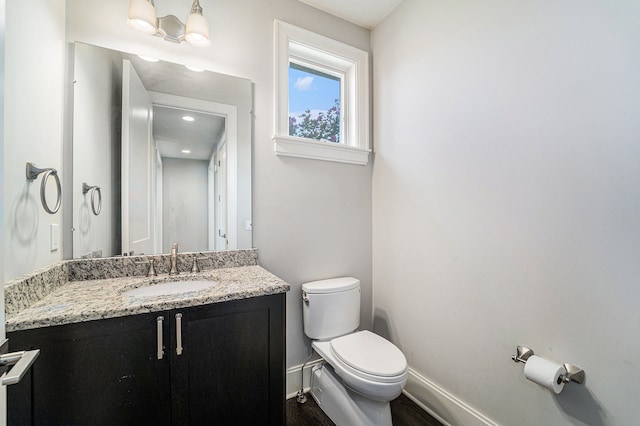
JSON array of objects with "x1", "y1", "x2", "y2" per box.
[
  {"x1": 153, "y1": 105, "x2": 225, "y2": 161},
  {"x1": 298, "y1": 0, "x2": 403, "y2": 29},
  {"x1": 123, "y1": 53, "x2": 235, "y2": 163}
]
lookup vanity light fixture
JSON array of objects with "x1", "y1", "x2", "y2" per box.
[
  {"x1": 181, "y1": 149, "x2": 192, "y2": 154},
  {"x1": 128, "y1": 0, "x2": 211, "y2": 47},
  {"x1": 182, "y1": 115, "x2": 195, "y2": 122}
]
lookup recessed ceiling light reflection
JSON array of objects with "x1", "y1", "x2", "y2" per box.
[
  {"x1": 182, "y1": 116, "x2": 195, "y2": 122},
  {"x1": 138, "y1": 55, "x2": 159, "y2": 62},
  {"x1": 185, "y1": 65, "x2": 204, "y2": 72}
]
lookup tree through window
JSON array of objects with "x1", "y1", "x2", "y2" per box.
[{"x1": 288, "y1": 62, "x2": 342, "y2": 143}]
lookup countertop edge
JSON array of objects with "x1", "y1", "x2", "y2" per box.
[{"x1": 6, "y1": 265, "x2": 290, "y2": 333}]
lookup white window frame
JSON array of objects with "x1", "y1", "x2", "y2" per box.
[{"x1": 273, "y1": 20, "x2": 370, "y2": 165}]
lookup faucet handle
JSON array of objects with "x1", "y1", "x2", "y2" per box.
[
  {"x1": 191, "y1": 256, "x2": 200, "y2": 273},
  {"x1": 190, "y1": 256, "x2": 210, "y2": 273},
  {"x1": 147, "y1": 259, "x2": 157, "y2": 277},
  {"x1": 169, "y1": 244, "x2": 180, "y2": 276},
  {"x1": 134, "y1": 258, "x2": 157, "y2": 277}
]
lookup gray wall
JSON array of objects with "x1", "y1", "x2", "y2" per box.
[
  {"x1": 4, "y1": 1, "x2": 66, "y2": 280},
  {"x1": 65, "y1": 0, "x2": 372, "y2": 374},
  {"x1": 372, "y1": 0, "x2": 640, "y2": 424}
]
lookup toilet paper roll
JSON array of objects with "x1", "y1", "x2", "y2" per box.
[{"x1": 524, "y1": 355, "x2": 566, "y2": 394}]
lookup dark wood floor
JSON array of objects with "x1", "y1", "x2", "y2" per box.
[{"x1": 286, "y1": 392, "x2": 443, "y2": 426}]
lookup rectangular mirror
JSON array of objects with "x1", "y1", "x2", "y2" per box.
[{"x1": 72, "y1": 43, "x2": 252, "y2": 258}]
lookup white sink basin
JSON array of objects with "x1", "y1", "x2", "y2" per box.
[{"x1": 123, "y1": 280, "x2": 217, "y2": 299}]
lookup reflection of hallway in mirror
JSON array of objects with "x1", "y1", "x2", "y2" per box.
[
  {"x1": 153, "y1": 104, "x2": 226, "y2": 253},
  {"x1": 162, "y1": 158, "x2": 209, "y2": 253}
]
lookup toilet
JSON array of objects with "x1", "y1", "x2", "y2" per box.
[{"x1": 302, "y1": 277, "x2": 408, "y2": 426}]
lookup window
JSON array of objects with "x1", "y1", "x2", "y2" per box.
[
  {"x1": 288, "y1": 62, "x2": 342, "y2": 143},
  {"x1": 274, "y1": 20, "x2": 370, "y2": 165}
]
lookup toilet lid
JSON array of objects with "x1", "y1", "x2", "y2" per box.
[{"x1": 330, "y1": 331, "x2": 407, "y2": 377}]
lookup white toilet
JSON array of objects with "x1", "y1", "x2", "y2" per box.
[{"x1": 302, "y1": 277, "x2": 408, "y2": 426}]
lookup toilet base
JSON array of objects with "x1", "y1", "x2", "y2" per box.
[{"x1": 310, "y1": 363, "x2": 392, "y2": 426}]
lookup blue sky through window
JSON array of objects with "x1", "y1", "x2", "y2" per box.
[{"x1": 288, "y1": 64, "x2": 340, "y2": 118}]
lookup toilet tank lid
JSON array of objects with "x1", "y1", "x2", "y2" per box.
[{"x1": 302, "y1": 277, "x2": 360, "y2": 294}]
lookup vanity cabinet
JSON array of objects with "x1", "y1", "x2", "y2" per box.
[{"x1": 7, "y1": 294, "x2": 285, "y2": 425}]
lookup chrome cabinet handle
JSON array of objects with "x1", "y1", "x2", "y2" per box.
[
  {"x1": 0, "y1": 349, "x2": 40, "y2": 385},
  {"x1": 157, "y1": 316, "x2": 164, "y2": 360},
  {"x1": 176, "y1": 313, "x2": 183, "y2": 356}
]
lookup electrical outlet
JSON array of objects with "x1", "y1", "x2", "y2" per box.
[{"x1": 50, "y1": 224, "x2": 59, "y2": 251}]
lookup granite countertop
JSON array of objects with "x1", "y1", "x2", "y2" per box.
[{"x1": 7, "y1": 265, "x2": 289, "y2": 333}]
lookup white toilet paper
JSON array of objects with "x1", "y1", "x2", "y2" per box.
[{"x1": 524, "y1": 355, "x2": 566, "y2": 394}]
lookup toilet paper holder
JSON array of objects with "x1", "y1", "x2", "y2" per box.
[{"x1": 511, "y1": 346, "x2": 585, "y2": 385}]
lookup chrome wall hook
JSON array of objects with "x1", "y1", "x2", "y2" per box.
[
  {"x1": 26, "y1": 162, "x2": 61, "y2": 214},
  {"x1": 82, "y1": 182, "x2": 102, "y2": 215}
]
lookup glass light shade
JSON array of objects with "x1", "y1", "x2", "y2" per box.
[
  {"x1": 185, "y1": 12, "x2": 211, "y2": 46},
  {"x1": 128, "y1": 0, "x2": 157, "y2": 35}
]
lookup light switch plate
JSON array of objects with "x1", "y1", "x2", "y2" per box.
[{"x1": 50, "y1": 224, "x2": 59, "y2": 251}]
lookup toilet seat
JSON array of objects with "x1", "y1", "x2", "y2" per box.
[
  {"x1": 330, "y1": 331, "x2": 407, "y2": 381},
  {"x1": 312, "y1": 330, "x2": 407, "y2": 385},
  {"x1": 312, "y1": 332, "x2": 407, "y2": 402}
]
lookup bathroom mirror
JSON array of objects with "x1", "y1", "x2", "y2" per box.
[{"x1": 72, "y1": 43, "x2": 252, "y2": 258}]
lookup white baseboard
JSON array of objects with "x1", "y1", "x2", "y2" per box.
[
  {"x1": 286, "y1": 358, "x2": 325, "y2": 399},
  {"x1": 403, "y1": 367, "x2": 499, "y2": 426},
  {"x1": 287, "y1": 362, "x2": 499, "y2": 425}
]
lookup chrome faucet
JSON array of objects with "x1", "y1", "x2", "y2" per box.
[{"x1": 169, "y1": 243, "x2": 179, "y2": 275}]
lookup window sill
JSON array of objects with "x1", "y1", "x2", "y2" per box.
[{"x1": 273, "y1": 135, "x2": 371, "y2": 165}]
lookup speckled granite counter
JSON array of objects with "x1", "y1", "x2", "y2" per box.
[
  {"x1": 5, "y1": 249, "x2": 290, "y2": 333},
  {"x1": 7, "y1": 265, "x2": 289, "y2": 332},
  {"x1": 5, "y1": 249, "x2": 261, "y2": 315}
]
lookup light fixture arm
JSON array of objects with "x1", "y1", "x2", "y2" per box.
[{"x1": 190, "y1": 0, "x2": 203, "y2": 15}]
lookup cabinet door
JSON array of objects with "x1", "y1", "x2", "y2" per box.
[
  {"x1": 170, "y1": 294, "x2": 285, "y2": 425},
  {"x1": 8, "y1": 312, "x2": 172, "y2": 426}
]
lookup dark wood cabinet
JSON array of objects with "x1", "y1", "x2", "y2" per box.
[{"x1": 8, "y1": 294, "x2": 285, "y2": 426}]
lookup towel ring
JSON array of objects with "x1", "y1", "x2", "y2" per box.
[
  {"x1": 82, "y1": 182, "x2": 102, "y2": 216},
  {"x1": 26, "y1": 162, "x2": 61, "y2": 214}
]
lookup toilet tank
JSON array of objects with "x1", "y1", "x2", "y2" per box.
[{"x1": 302, "y1": 277, "x2": 361, "y2": 340}]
